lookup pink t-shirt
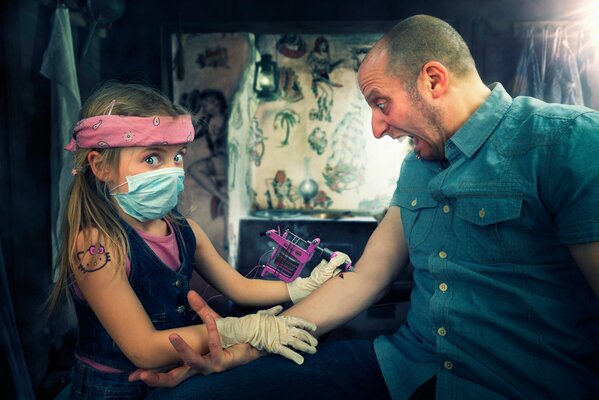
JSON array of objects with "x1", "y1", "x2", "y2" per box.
[{"x1": 74, "y1": 219, "x2": 182, "y2": 373}]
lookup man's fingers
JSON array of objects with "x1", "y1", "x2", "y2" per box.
[
  {"x1": 128, "y1": 368, "x2": 144, "y2": 382},
  {"x1": 129, "y1": 366, "x2": 172, "y2": 382},
  {"x1": 203, "y1": 314, "x2": 225, "y2": 371},
  {"x1": 168, "y1": 334, "x2": 208, "y2": 370},
  {"x1": 137, "y1": 371, "x2": 163, "y2": 387},
  {"x1": 188, "y1": 290, "x2": 221, "y2": 319},
  {"x1": 138, "y1": 366, "x2": 194, "y2": 388}
]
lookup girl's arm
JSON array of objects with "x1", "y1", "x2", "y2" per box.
[
  {"x1": 73, "y1": 228, "x2": 212, "y2": 369},
  {"x1": 187, "y1": 219, "x2": 291, "y2": 306}
]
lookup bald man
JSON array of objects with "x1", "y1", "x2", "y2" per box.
[{"x1": 142, "y1": 15, "x2": 599, "y2": 400}]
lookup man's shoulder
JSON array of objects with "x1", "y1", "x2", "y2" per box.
[
  {"x1": 492, "y1": 99, "x2": 599, "y2": 154},
  {"x1": 508, "y1": 96, "x2": 597, "y2": 124}
]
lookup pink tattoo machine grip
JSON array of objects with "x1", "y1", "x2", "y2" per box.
[{"x1": 260, "y1": 227, "x2": 353, "y2": 282}]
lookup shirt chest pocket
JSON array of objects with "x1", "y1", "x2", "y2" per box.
[
  {"x1": 454, "y1": 195, "x2": 533, "y2": 264},
  {"x1": 396, "y1": 192, "x2": 438, "y2": 249}
]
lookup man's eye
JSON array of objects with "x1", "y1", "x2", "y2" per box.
[
  {"x1": 144, "y1": 155, "x2": 159, "y2": 165},
  {"x1": 174, "y1": 153, "x2": 184, "y2": 163},
  {"x1": 376, "y1": 102, "x2": 386, "y2": 111}
]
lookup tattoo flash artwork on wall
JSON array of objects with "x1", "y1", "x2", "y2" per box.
[
  {"x1": 251, "y1": 33, "x2": 410, "y2": 213},
  {"x1": 308, "y1": 127, "x2": 327, "y2": 155},
  {"x1": 231, "y1": 100, "x2": 244, "y2": 129},
  {"x1": 228, "y1": 138, "x2": 240, "y2": 191},
  {"x1": 172, "y1": 33, "x2": 252, "y2": 259},
  {"x1": 248, "y1": 117, "x2": 267, "y2": 166},
  {"x1": 171, "y1": 31, "x2": 412, "y2": 270},
  {"x1": 308, "y1": 36, "x2": 344, "y2": 94},
  {"x1": 276, "y1": 35, "x2": 307, "y2": 59},
  {"x1": 322, "y1": 110, "x2": 367, "y2": 193},
  {"x1": 265, "y1": 169, "x2": 299, "y2": 209},
  {"x1": 350, "y1": 47, "x2": 371, "y2": 72},
  {"x1": 313, "y1": 190, "x2": 333, "y2": 209},
  {"x1": 278, "y1": 67, "x2": 304, "y2": 103},
  {"x1": 307, "y1": 36, "x2": 344, "y2": 122},
  {"x1": 273, "y1": 108, "x2": 300, "y2": 146},
  {"x1": 180, "y1": 89, "x2": 229, "y2": 219},
  {"x1": 196, "y1": 46, "x2": 230, "y2": 69},
  {"x1": 246, "y1": 168, "x2": 259, "y2": 210},
  {"x1": 175, "y1": 33, "x2": 410, "y2": 222}
]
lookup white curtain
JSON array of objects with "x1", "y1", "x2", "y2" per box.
[
  {"x1": 39, "y1": 3, "x2": 80, "y2": 355},
  {"x1": 40, "y1": 4, "x2": 81, "y2": 275}
]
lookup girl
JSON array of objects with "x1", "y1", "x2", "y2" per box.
[{"x1": 49, "y1": 82, "x2": 349, "y2": 399}]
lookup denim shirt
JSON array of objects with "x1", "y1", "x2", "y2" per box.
[
  {"x1": 72, "y1": 215, "x2": 197, "y2": 372},
  {"x1": 374, "y1": 83, "x2": 599, "y2": 400}
]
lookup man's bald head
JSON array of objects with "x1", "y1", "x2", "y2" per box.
[{"x1": 366, "y1": 15, "x2": 477, "y2": 91}]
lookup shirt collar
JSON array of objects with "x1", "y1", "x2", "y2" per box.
[{"x1": 446, "y1": 82, "x2": 513, "y2": 162}]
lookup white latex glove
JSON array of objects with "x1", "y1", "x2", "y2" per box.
[
  {"x1": 287, "y1": 251, "x2": 351, "y2": 304},
  {"x1": 215, "y1": 306, "x2": 317, "y2": 365}
]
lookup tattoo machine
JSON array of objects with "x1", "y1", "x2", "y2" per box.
[{"x1": 260, "y1": 227, "x2": 353, "y2": 282}]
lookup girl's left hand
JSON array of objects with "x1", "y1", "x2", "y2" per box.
[{"x1": 286, "y1": 251, "x2": 351, "y2": 303}]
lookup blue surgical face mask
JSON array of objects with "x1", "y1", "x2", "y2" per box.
[{"x1": 110, "y1": 167, "x2": 185, "y2": 222}]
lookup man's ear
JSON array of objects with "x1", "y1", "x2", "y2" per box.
[
  {"x1": 419, "y1": 61, "x2": 448, "y2": 99},
  {"x1": 87, "y1": 151, "x2": 111, "y2": 182}
]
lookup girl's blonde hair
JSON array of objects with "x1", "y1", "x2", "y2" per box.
[{"x1": 48, "y1": 82, "x2": 190, "y2": 312}]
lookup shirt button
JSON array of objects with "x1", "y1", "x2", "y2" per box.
[
  {"x1": 437, "y1": 327, "x2": 447, "y2": 336},
  {"x1": 438, "y1": 251, "x2": 447, "y2": 259},
  {"x1": 442, "y1": 204, "x2": 450, "y2": 213},
  {"x1": 176, "y1": 305, "x2": 186, "y2": 314},
  {"x1": 444, "y1": 361, "x2": 454, "y2": 370},
  {"x1": 439, "y1": 283, "x2": 448, "y2": 292},
  {"x1": 411, "y1": 198, "x2": 418, "y2": 207},
  {"x1": 174, "y1": 279, "x2": 183, "y2": 288},
  {"x1": 478, "y1": 208, "x2": 486, "y2": 218}
]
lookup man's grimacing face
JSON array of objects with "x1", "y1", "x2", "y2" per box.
[{"x1": 358, "y1": 50, "x2": 447, "y2": 161}]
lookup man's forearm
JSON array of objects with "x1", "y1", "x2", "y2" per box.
[{"x1": 281, "y1": 267, "x2": 388, "y2": 336}]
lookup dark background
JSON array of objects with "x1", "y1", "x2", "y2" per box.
[{"x1": 1, "y1": 0, "x2": 594, "y2": 398}]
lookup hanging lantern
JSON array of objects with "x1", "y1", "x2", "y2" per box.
[{"x1": 254, "y1": 54, "x2": 280, "y2": 101}]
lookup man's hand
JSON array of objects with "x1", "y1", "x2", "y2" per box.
[{"x1": 128, "y1": 290, "x2": 261, "y2": 387}]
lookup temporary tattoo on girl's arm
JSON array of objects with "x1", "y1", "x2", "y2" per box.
[{"x1": 77, "y1": 244, "x2": 111, "y2": 273}]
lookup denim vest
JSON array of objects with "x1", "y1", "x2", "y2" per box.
[{"x1": 72, "y1": 215, "x2": 197, "y2": 372}]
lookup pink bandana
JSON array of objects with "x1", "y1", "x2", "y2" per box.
[{"x1": 64, "y1": 115, "x2": 194, "y2": 152}]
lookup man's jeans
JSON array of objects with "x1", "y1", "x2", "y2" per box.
[{"x1": 148, "y1": 339, "x2": 392, "y2": 400}]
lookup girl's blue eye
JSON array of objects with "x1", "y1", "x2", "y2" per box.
[
  {"x1": 144, "y1": 155, "x2": 159, "y2": 165},
  {"x1": 174, "y1": 153, "x2": 184, "y2": 163}
]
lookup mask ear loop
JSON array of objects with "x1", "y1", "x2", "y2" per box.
[{"x1": 109, "y1": 180, "x2": 128, "y2": 194}]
